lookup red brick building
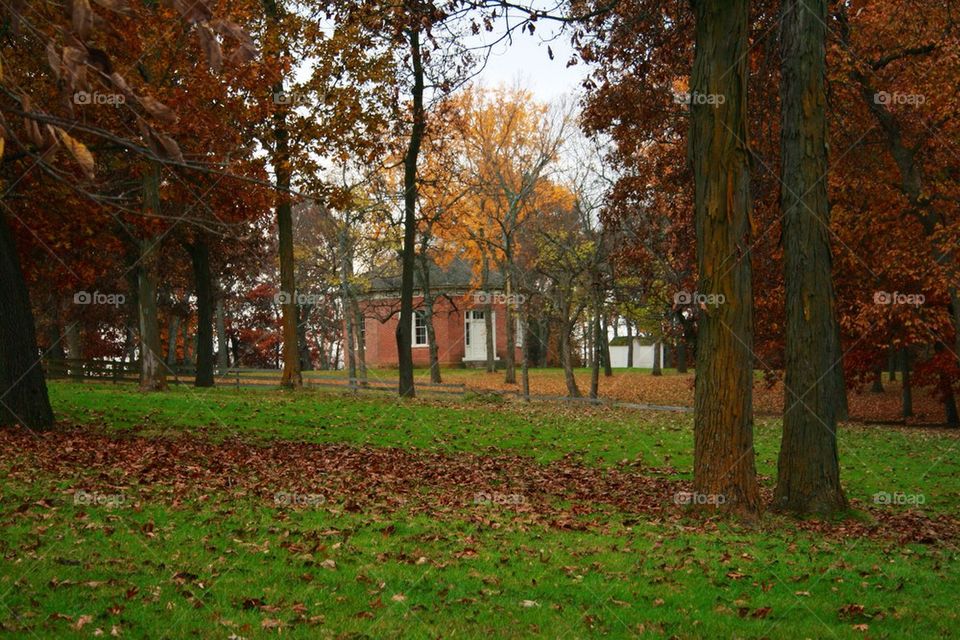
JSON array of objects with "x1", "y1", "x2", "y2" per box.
[{"x1": 351, "y1": 259, "x2": 523, "y2": 368}]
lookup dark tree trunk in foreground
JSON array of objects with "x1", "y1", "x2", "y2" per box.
[
  {"x1": 774, "y1": 0, "x2": 847, "y2": 515},
  {"x1": 0, "y1": 212, "x2": 55, "y2": 429},
  {"x1": 396, "y1": 24, "x2": 425, "y2": 398},
  {"x1": 560, "y1": 317, "x2": 581, "y2": 398},
  {"x1": 626, "y1": 322, "x2": 634, "y2": 368},
  {"x1": 166, "y1": 314, "x2": 180, "y2": 366},
  {"x1": 215, "y1": 295, "x2": 229, "y2": 371},
  {"x1": 185, "y1": 239, "x2": 215, "y2": 387},
  {"x1": 871, "y1": 368, "x2": 884, "y2": 393},
  {"x1": 601, "y1": 314, "x2": 613, "y2": 377},
  {"x1": 652, "y1": 340, "x2": 662, "y2": 376},
  {"x1": 689, "y1": 0, "x2": 760, "y2": 517}
]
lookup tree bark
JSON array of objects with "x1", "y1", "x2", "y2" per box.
[
  {"x1": 652, "y1": 340, "x2": 662, "y2": 376},
  {"x1": 590, "y1": 306, "x2": 601, "y2": 399},
  {"x1": 520, "y1": 311, "x2": 531, "y2": 400},
  {"x1": 689, "y1": 0, "x2": 760, "y2": 517},
  {"x1": 503, "y1": 268, "x2": 516, "y2": 384},
  {"x1": 264, "y1": 0, "x2": 301, "y2": 389},
  {"x1": 396, "y1": 23, "x2": 424, "y2": 398},
  {"x1": 626, "y1": 321, "x2": 634, "y2": 368},
  {"x1": 137, "y1": 238, "x2": 167, "y2": 392},
  {"x1": 166, "y1": 313, "x2": 180, "y2": 367},
  {"x1": 215, "y1": 295, "x2": 229, "y2": 371},
  {"x1": 65, "y1": 321, "x2": 83, "y2": 380},
  {"x1": 560, "y1": 316, "x2": 581, "y2": 398},
  {"x1": 185, "y1": 239, "x2": 215, "y2": 387},
  {"x1": 601, "y1": 314, "x2": 613, "y2": 377},
  {"x1": 900, "y1": 347, "x2": 913, "y2": 418},
  {"x1": 774, "y1": 0, "x2": 847, "y2": 514},
  {"x1": 0, "y1": 211, "x2": 55, "y2": 428},
  {"x1": 871, "y1": 367, "x2": 884, "y2": 393}
]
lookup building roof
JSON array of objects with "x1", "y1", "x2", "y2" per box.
[{"x1": 360, "y1": 257, "x2": 504, "y2": 295}]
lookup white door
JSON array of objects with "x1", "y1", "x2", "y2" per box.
[{"x1": 464, "y1": 310, "x2": 492, "y2": 360}]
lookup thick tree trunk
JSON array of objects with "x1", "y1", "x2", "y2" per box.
[
  {"x1": 396, "y1": 24, "x2": 424, "y2": 398},
  {"x1": 186, "y1": 240, "x2": 215, "y2": 387},
  {"x1": 689, "y1": 0, "x2": 760, "y2": 516},
  {"x1": 774, "y1": 0, "x2": 847, "y2": 514},
  {"x1": 887, "y1": 345, "x2": 897, "y2": 382},
  {"x1": 0, "y1": 211, "x2": 55, "y2": 429},
  {"x1": 626, "y1": 321, "x2": 634, "y2": 368},
  {"x1": 652, "y1": 340, "x2": 662, "y2": 376}
]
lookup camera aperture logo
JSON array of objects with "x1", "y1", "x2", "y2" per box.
[
  {"x1": 674, "y1": 290, "x2": 725, "y2": 307},
  {"x1": 473, "y1": 491, "x2": 526, "y2": 506},
  {"x1": 873, "y1": 91, "x2": 925, "y2": 107},
  {"x1": 673, "y1": 91, "x2": 726, "y2": 106},
  {"x1": 74, "y1": 91, "x2": 126, "y2": 106},
  {"x1": 274, "y1": 291, "x2": 323, "y2": 305},
  {"x1": 873, "y1": 291, "x2": 925, "y2": 307},
  {"x1": 673, "y1": 491, "x2": 726, "y2": 506},
  {"x1": 74, "y1": 490, "x2": 126, "y2": 508},
  {"x1": 274, "y1": 491, "x2": 326, "y2": 507},
  {"x1": 473, "y1": 291, "x2": 526, "y2": 306},
  {"x1": 74, "y1": 291, "x2": 125, "y2": 307}
]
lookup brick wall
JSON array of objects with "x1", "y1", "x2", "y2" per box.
[{"x1": 348, "y1": 293, "x2": 523, "y2": 368}]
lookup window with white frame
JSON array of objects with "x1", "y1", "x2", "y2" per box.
[{"x1": 413, "y1": 310, "x2": 428, "y2": 347}]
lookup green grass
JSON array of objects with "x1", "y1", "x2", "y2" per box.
[{"x1": 1, "y1": 382, "x2": 958, "y2": 638}]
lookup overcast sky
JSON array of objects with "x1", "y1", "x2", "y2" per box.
[{"x1": 466, "y1": 16, "x2": 591, "y2": 103}]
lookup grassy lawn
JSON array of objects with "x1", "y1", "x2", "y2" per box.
[{"x1": 1, "y1": 382, "x2": 958, "y2": 638}]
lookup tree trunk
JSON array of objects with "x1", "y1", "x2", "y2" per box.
[
  {"x1": 353, "y1": 300, "x2": 368, "y2": 384},
  {"x1": 137, "y1": 238, "x2": 167, "y2": 392},
  {"x1": 417, "y1": 255, "x2": 441, "y2": 384},
  {"x1": 589, "y1": 306, "x2": 601, "y2": 399},
  {"x1": 339, "y1": 224, "x2": 357, "y2": 384},
  {"x1": 900, "y1": 347, "x2": 913, "y2": 418},
  {"x1": 0, "y1": 211, "x2": 55, "y2": 428},
  {"x1": 503, "y1": 268, "x2": 516, "y2": 384},
  {"x1": 601, "y1": 314, "x2": 613, "y2": 377},
  {"x1": 652, "y1": 340, "x2": 662, "y2": 376},
  {"x1": 689, "y1": 0, "x2": 760, "y2": 517},
  {"x1": 871, "y1": 367, "x2": 884, "y2": 393},
  {"x1": 626, "y1": 321, "x2": 634, "y2": 368},
  {"x1": 677, "y1": 334, "x2": 688, "y2": 374},
  {"x1": 215, "y1": 295, "x2": 229, "y2": 371},
  {"x1": 166, "y1": 313, "x2": 181, "y2": 367},
  {"x1": 887, "y1": 345, "x2": 897, "y2": 382},
  {"x1": 297, "y1": 304, "x2": 313, "y2": 371},
  {"x1": 396, "y1": 24, "x2": 424, "y2": 398},
  {"x1": 774, "y1": 0, "x2": 847, "y2": 515},
  {"x1": 264, "y1": 0, "x2": 301, "y2": 389},
  {"x1": 560, "y1": 316, "x2": 581, "y2": 398},
  {"x1": 65, "y1": 321, "x2": 83, "y2": 380},
  {"x1": 520, "y1": 311, "x2": 531, "y2": 400},
  {"x1": 186, "y1": 240, "x2": 215, "y2": 387}
]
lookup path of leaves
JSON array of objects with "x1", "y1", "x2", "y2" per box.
[{"x1": 1, "y1": 427, "x2": 955, "y2": 544}]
